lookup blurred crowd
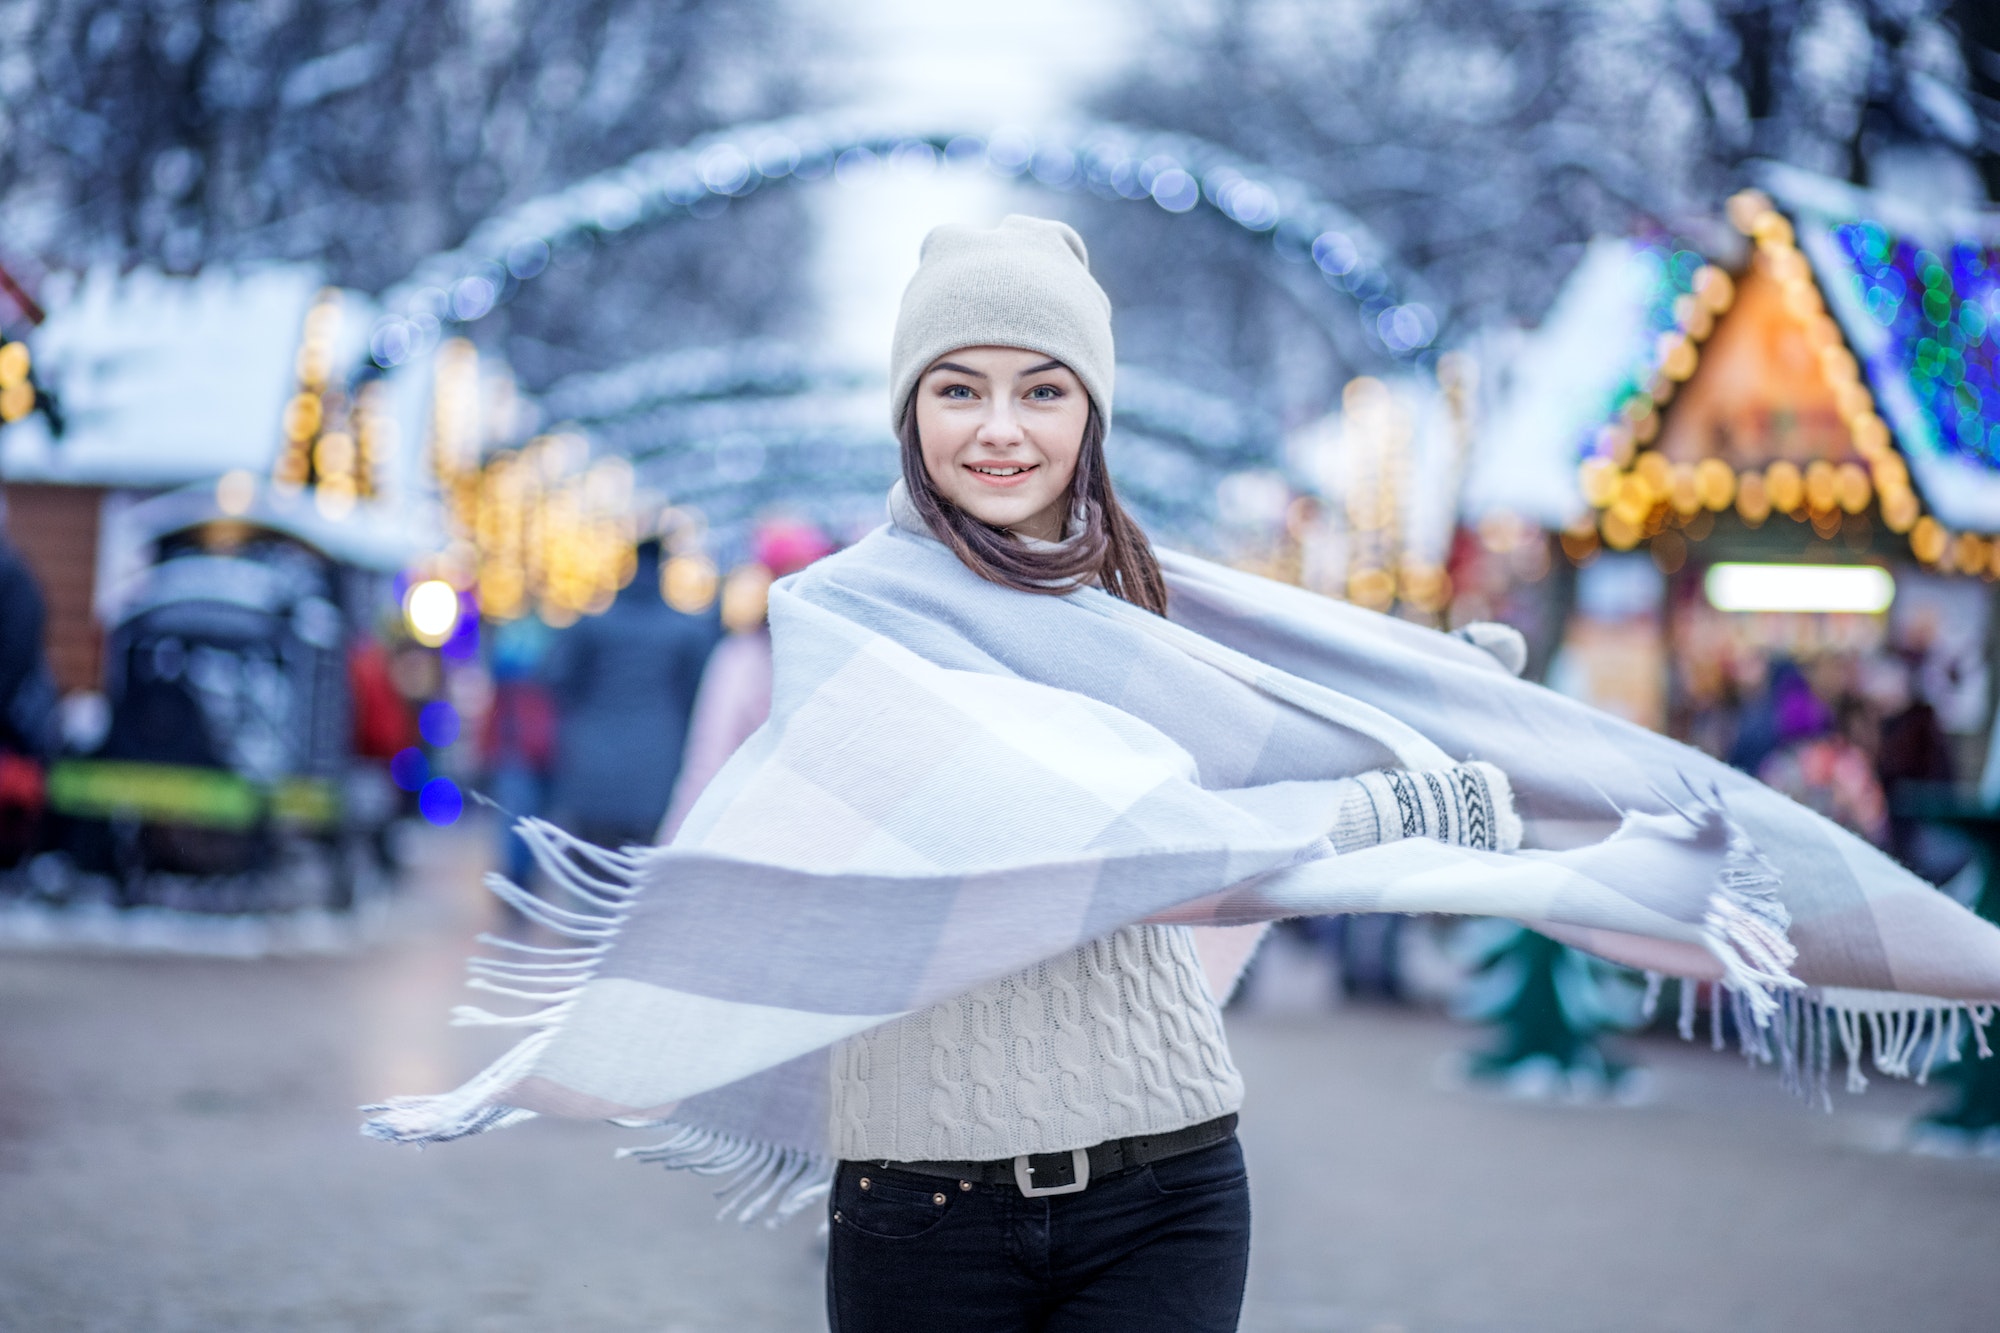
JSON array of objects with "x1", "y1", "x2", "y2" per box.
[
  {"x1": 477, "y1": 518, "x2": 834, "y2": 888},
  {"x1": 1680, "y1": 628, "x2": 1979, "y2": 884},
  {"x1": 2, "y1": 498, "x2": 1990, "y2": 902},
  {"x1": 0, "y1": 494, "x2": 837, "y2": 913}
]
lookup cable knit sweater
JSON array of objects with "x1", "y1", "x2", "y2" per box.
[
  {"x1": 830, "y1": 921, "x2": 1237, "y2": 1162},
  {"x1": 829, "y1": 760, "x2": 1514, "y2": 1163}
]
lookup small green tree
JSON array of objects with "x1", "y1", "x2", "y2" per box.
[
  {"x1": 1922, "y1": 866, "x2": 2000, "y2": 1143},
  {"x1": 1455, "y1": 921, "x2": 1643, "y2": 1097}
]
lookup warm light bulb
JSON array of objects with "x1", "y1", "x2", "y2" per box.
[{"x1": 404, "y1": 579, "x2": 462, "y2": 646}]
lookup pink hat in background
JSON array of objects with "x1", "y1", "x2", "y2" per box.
[{"x1": 753, "y1": 518, "x2": 835, "y2": 578}]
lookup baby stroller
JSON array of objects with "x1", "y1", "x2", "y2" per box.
[{"x1": 49, "y1": 526, "x2": 363, "y2": 912}]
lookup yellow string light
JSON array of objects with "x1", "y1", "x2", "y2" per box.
[
  {"x1": 1735, "y1": 471, "x2": 1771, "y2": 525},
  {"x1": 0, "y1": 340, "x2": 33, "y2": 423},
  {"x1": 1911, "y1": 516, "x2": 1949, "y2": 565},
  {"x1": 273, "y1": 289, "x2": 343, "y2": 496}
]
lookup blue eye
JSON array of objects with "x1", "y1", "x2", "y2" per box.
[
  {"x1": 942, "y1": 384, "x2": 975, "y2": 399},
  {"x1": 1027, "y1": 384, "x2": 1061, "y2": 400}
]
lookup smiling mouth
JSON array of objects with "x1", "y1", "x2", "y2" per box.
[{"x1": 967, "y1": 463, "x2": 1037, "y2": 479}]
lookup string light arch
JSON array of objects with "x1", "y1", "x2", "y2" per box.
[
  {"x1": 366, "y1": 115, "x2": 1447, "y2": 374},
  {"x1": 354, "y1": 116, "x2": 1465, "y2": 622}
]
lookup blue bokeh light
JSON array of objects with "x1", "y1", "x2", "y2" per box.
[
  {"x1": 419, "y1": 700, "x2": 461, "y2": 748},
  {"x1": 389, "y1": 747, "x2": 428, "y2": 792},
  {"x1": 419, "y1": 777, "x2": 463, "y2": 826},
  {"x1": 440, "y1": 599, "x2": 480, "y2": 662}
]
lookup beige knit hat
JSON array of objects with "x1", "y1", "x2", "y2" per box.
[{"x1": 888, "y1": 215, "x2": 1114, "y2": 430}]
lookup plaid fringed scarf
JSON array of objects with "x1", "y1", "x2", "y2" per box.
[{"x1": 364, "y1": 490, "x2": 2000, "y2": 1223}]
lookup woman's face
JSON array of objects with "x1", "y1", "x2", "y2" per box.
[{"x1": 913, "y1": 346, "x2": 1088, "y2": 544}]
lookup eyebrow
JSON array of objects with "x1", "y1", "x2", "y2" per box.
[{"x1": 928, "y1": 359, "x2": 1066, "y2": 380}]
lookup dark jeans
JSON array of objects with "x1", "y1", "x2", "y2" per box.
[{"x1": 825, "y1": 1136, "x2": 1251, "y2": 1332}]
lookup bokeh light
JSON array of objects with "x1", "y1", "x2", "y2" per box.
[
  {"x1": 418, "y1": 701, "x2": 460, "y2": 748},
  {"x1": 215, "y1": 469, "x2": 256, "y2": 517},
  {"x1": 418, "y1": 777, "x2": 463, "y2": 826},
  {"x1": 389, "y1": 747, "x2": 429, "y2": 792},
  {"x1": 403, "y1": 579, "x2": 461, "y2": 647}
]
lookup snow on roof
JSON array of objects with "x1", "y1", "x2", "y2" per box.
[
  {"x1": 1462, "y1": 237, "x2": 1662, "y2": 526},
  {"x1": 0, "y1": 264, "x2": 374, "y2": 488}
]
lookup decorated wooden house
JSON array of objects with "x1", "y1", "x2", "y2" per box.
[
  {"x1": 1571, "y1": 171, "x2": 1998, "y2": 582},
  {"x1": 1540, "y1": 169, "x2": 2000, "y2": 776}
]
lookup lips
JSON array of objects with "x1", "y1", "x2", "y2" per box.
[{"x1": 965, "y1": 461, "x2": 1039, "y2": 487}]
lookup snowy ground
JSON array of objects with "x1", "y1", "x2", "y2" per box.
[{"x1": 1, "y1": 826, "x2": 1994, "y2": 1333}]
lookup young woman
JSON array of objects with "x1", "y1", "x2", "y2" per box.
[
  {"x1": 369, "y1": 216, "x2": 2000, "y2": 1333},
  {"x1": 822, "y1": 215, "x2": 1512, "y2": 1332}
]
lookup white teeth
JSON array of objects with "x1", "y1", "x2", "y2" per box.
[{"x1": 973, "y1": 466, "x2": 1026, "y2": 476}]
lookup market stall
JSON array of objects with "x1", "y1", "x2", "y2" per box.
[{"x1": 1472, "y1": 174, "x2": 2000, "y2": 862}]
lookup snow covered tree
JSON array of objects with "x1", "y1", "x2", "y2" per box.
[
  {"x1": 0, "y1": 0, "x2": 821, "y2": 386},
  {"x1": 1943, "y1": 0, "x2": 2000, "y2": 198},
  {"x1": 1075, "y1": 0, "x2": 1986, "y2": 425}
]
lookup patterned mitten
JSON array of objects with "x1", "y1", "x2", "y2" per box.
[{"x1": 1329, "y1": 761, "x2": 1521, "y2": 853}]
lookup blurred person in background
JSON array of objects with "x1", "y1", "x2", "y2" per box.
[
  {"x1": 1757, "y1": 693, "x2": 1890, "y2": 848},
  {"x1": 1873, "y1": 654, "x2": 1962, "y2": 881},
  {"x1": 348, "y1": 634, "x2": 416, "y2": 763},
  {"x1": 543, "y1": 539, "x2": 718, "y2": 850},
  {"x1": 1729, "y1": 659, "x2": 1829, "y2": 775},
  {"x1": 657, "y1": 517, "x2": 834, "y2": 843},
  {"x1": 481, "y1": 620, "x2": 558, "y2": 885},
  {"x1": 346, "y1": 627, "x2": 420, "y2": 877},
  {"x1": 0, "y1": 494, "x2": 56, "y2": 867}
]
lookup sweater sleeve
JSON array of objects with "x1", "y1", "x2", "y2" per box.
[{"x1": 1326, "y1": 761, "x2": 1520, "y2": 854}]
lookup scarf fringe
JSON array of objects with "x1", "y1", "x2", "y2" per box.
[
  {"x1": 1644, "y1": 973, "x2": 1997, "y2": 1111},
  {"x1": 359, "y1": 818, "x2": 643, "y2": 1146},
  {"x1": 360, "y1": 822, "x2": 833, "y2": 1226},
  {"x1": 1652, "y1": 784, "x2": 1802, "y2": 1024},
  {"x1": 616, "y1": 1122, "x2": 834, "y2": 1227},
  {"x1": 364, "y1": 806, "x2": 1980, "y2": 1220}
]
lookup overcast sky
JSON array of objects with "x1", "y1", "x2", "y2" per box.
[{"x1": 809, "y1": 0, "x2": 1139, "y2": 364}]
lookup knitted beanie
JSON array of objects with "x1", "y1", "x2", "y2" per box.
[{"x1": 888, "y1": 215, "x2": 1114, "y2": 430}]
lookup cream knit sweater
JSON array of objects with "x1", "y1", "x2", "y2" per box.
[
  {"x1": 829, "y1": 761, "x2": 1513, "y2": 1162},
  {"x1": 830, "y1": 922, "x2": 1237, "y2": 1162}
]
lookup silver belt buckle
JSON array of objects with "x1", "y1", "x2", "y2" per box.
[{"x1": 1013, "y1": 1148, "x2": 1090, "y2": 1197}]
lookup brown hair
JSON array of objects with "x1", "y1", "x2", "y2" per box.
[{"x1": 898, "y1": 395, "x2": 1168, "y2": 616}]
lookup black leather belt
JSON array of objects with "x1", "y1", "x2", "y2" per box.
[{"x1": 863, "y1": 1113, "x2": 1237, "y2": 1198}]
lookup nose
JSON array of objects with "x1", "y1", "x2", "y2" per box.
[{"x1": 975, "y1": 396, "x2": 1025, "y2": 447}]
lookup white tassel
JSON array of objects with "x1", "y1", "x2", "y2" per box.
[
  {"x1": 361, "y1": 818, "x2": 644, "y2": 1147},
  {"x1": 1916, "y1": 1009, "x2": 1943, "y2": 1085},
  {"x1": 619, "y1": 1122, "x2": 835, "y2": 1227},
  {"x1": 475, "y1": 932, "x2": 605, "y2": 958},
  {"x1": 449, "y1": 1002, "x2": 573, "y2": 1029},
  {"x1": 360, "y1": 1026, "x2": 554, "y2": 1143},
  {"x1": 1670, "y1": 791, "x2": 1802, "y2": 1028},
  {"x1": 1641, "y1": 971, "x2": 1665, "y2": 1021}
]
